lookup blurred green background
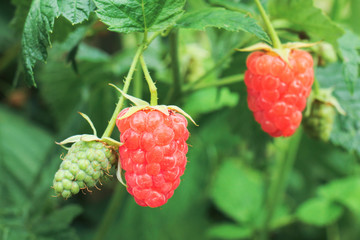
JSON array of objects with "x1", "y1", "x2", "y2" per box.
[{"x1": 1, "y1": 0, "x2": 360, "y2": 239}]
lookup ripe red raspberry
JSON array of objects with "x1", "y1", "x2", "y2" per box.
[
  {"x1": 245, "y1": 49, "x2": 314, "y2": 137},
  {"x1": 116, "y1": 108, "x2": 189, "y2": 207}
]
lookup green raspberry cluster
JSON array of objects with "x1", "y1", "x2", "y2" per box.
[
  {"x1": 52, "y1": 140, "x2": 117, "y2": 198},
  {"x1": 303, "y1": 100, "x2": 336, "y2": 142}
]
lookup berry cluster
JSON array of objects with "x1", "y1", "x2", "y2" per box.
[
  {"x1": 53, "y1": 140, "x2": 117, "y2": 198},
  {"x1": 245, "y1": 49, "x2": 314, "y2": 137},
  {"x1": 116, "y1": 108, "x2": 189, "y2": 208}
]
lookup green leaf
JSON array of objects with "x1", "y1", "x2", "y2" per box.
[
  {"x1": 337, "y1": 30, "x2": 360, "y2": 93},
  {"x1": 208, "y1": 0, "x2": 255, "y2": 14},
  {"x1": 37, "y1": 42, "x2": 119, "y2": 135},
  {"x1": 0, "y1": 105, "x2": 53, "y2": 206},
  {"x1": 318, "y1": 177, "x2": 360, "y2": 214},
  {"x1": 207, "y1": 224, "x2": 252, "y2": 239},
  {"x1": 34, "y1": 205, "x2": 83, "y2": 234},
  {"x1": 176, "y1": 8, "x2": 270, "y2": 43},
  {"x1": 211, "y1": 160, "x2": 264, "y2": 224},
  {"x1": 316, "y1": 63, "x2": 360, "y2": 155},
  {"x1": 93, "y1": 0, "x2": 185, "y2": 33},
  {"x1": 58, "y1": 0, "x2": 95, "y2": 24},
  {"x1": 268, "y1": 0, "x2": 344, "y2": 45},
  {"x1": 183, "y1": 87, "x2": 239, "y2": 118},
  {"x1": 21, "y1": 0, "x2": 58, "y2": 86},
  {"x1": 296, "y1": 198, "x2": 343, "y2": 226},
  {"x1": 77, "y1": 43, "x2": 110, "y2": 62}
]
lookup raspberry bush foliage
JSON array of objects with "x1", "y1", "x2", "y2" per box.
[{"x1": 1, "y1": 0, "x2": 360, "y2": 239}]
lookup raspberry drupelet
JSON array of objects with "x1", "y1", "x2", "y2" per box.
[
  {"x1": 116, "y1": 108, "x2": 189, "y2": 207},
  {"x1": 245, "y1": 49, "x2": 314, "y2": 137}
]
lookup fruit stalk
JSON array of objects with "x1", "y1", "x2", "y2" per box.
[
  {"x1": 140, "y1": 55, "x2": 158, "y2": 106},
  {"x1": 101, "y1": 32, "x2": 161, "y2": 139},
  {"x1": 190, "y1": 74, "x2": 244, "y2": 92},
  {"x1": 254, "y1": 0, "x2": 282, "y2": 49},
  {"x1": 183, "y1": 35, "x2": 253, "y2": 92},
  {"x1": 260, "y1": 129, "x2": 302, "y2": 240}
]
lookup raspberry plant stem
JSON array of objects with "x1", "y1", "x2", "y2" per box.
[
  {"x1": 183, "y1": 34, "x2": 253, "y2": 92},
  {"x1": 254, "y1": 0, "x2": 282, "y2": 49},
  {"x1": 101, "y1": 32, "x2": 161, "y2": 138},
  {"x1": 189, "y1": 74, "x2": 244, "y2": 92},
  {"x1": 260, "y1": 129, "x2": 303, "y2": 240},
  {"x1": 140, "y1": 55, "x2": 158, "y2": 106}
]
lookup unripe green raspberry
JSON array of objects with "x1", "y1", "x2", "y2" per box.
[
  {"x1": 303, "y1": 100, "x2": 336, "y2": 142},
  {"x1": 52, "y1": 140, "x2": 117, "y2": 199}
]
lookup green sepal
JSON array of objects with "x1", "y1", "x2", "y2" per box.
[
  {"x1": 116, "y1": 159, "x2": 127, "y2": 187},
  {"x1": 110, "y1": 87, "x2": 198, "y2": 125},
  {"x1": 101, "y1": 137, "x2": 123, "y2": 147},
  {"x1": 167, "y1": 105, "x2": 198, "y2": 126},
  {"x1": 57, "y1": 134, "x2": 100, "y2": 146},
  {"x1": 305, "y1": 88, "x2": 346, "y2": 117},
  {"x1": 237, "y1": 42, "x2": 318, "y2": 65},
  {"x1": 109, "y1": 83, "x2": 150, "y2": 107},
  {"x1": 78, "y1": 112, "x2": 97, "y2": 136}
]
